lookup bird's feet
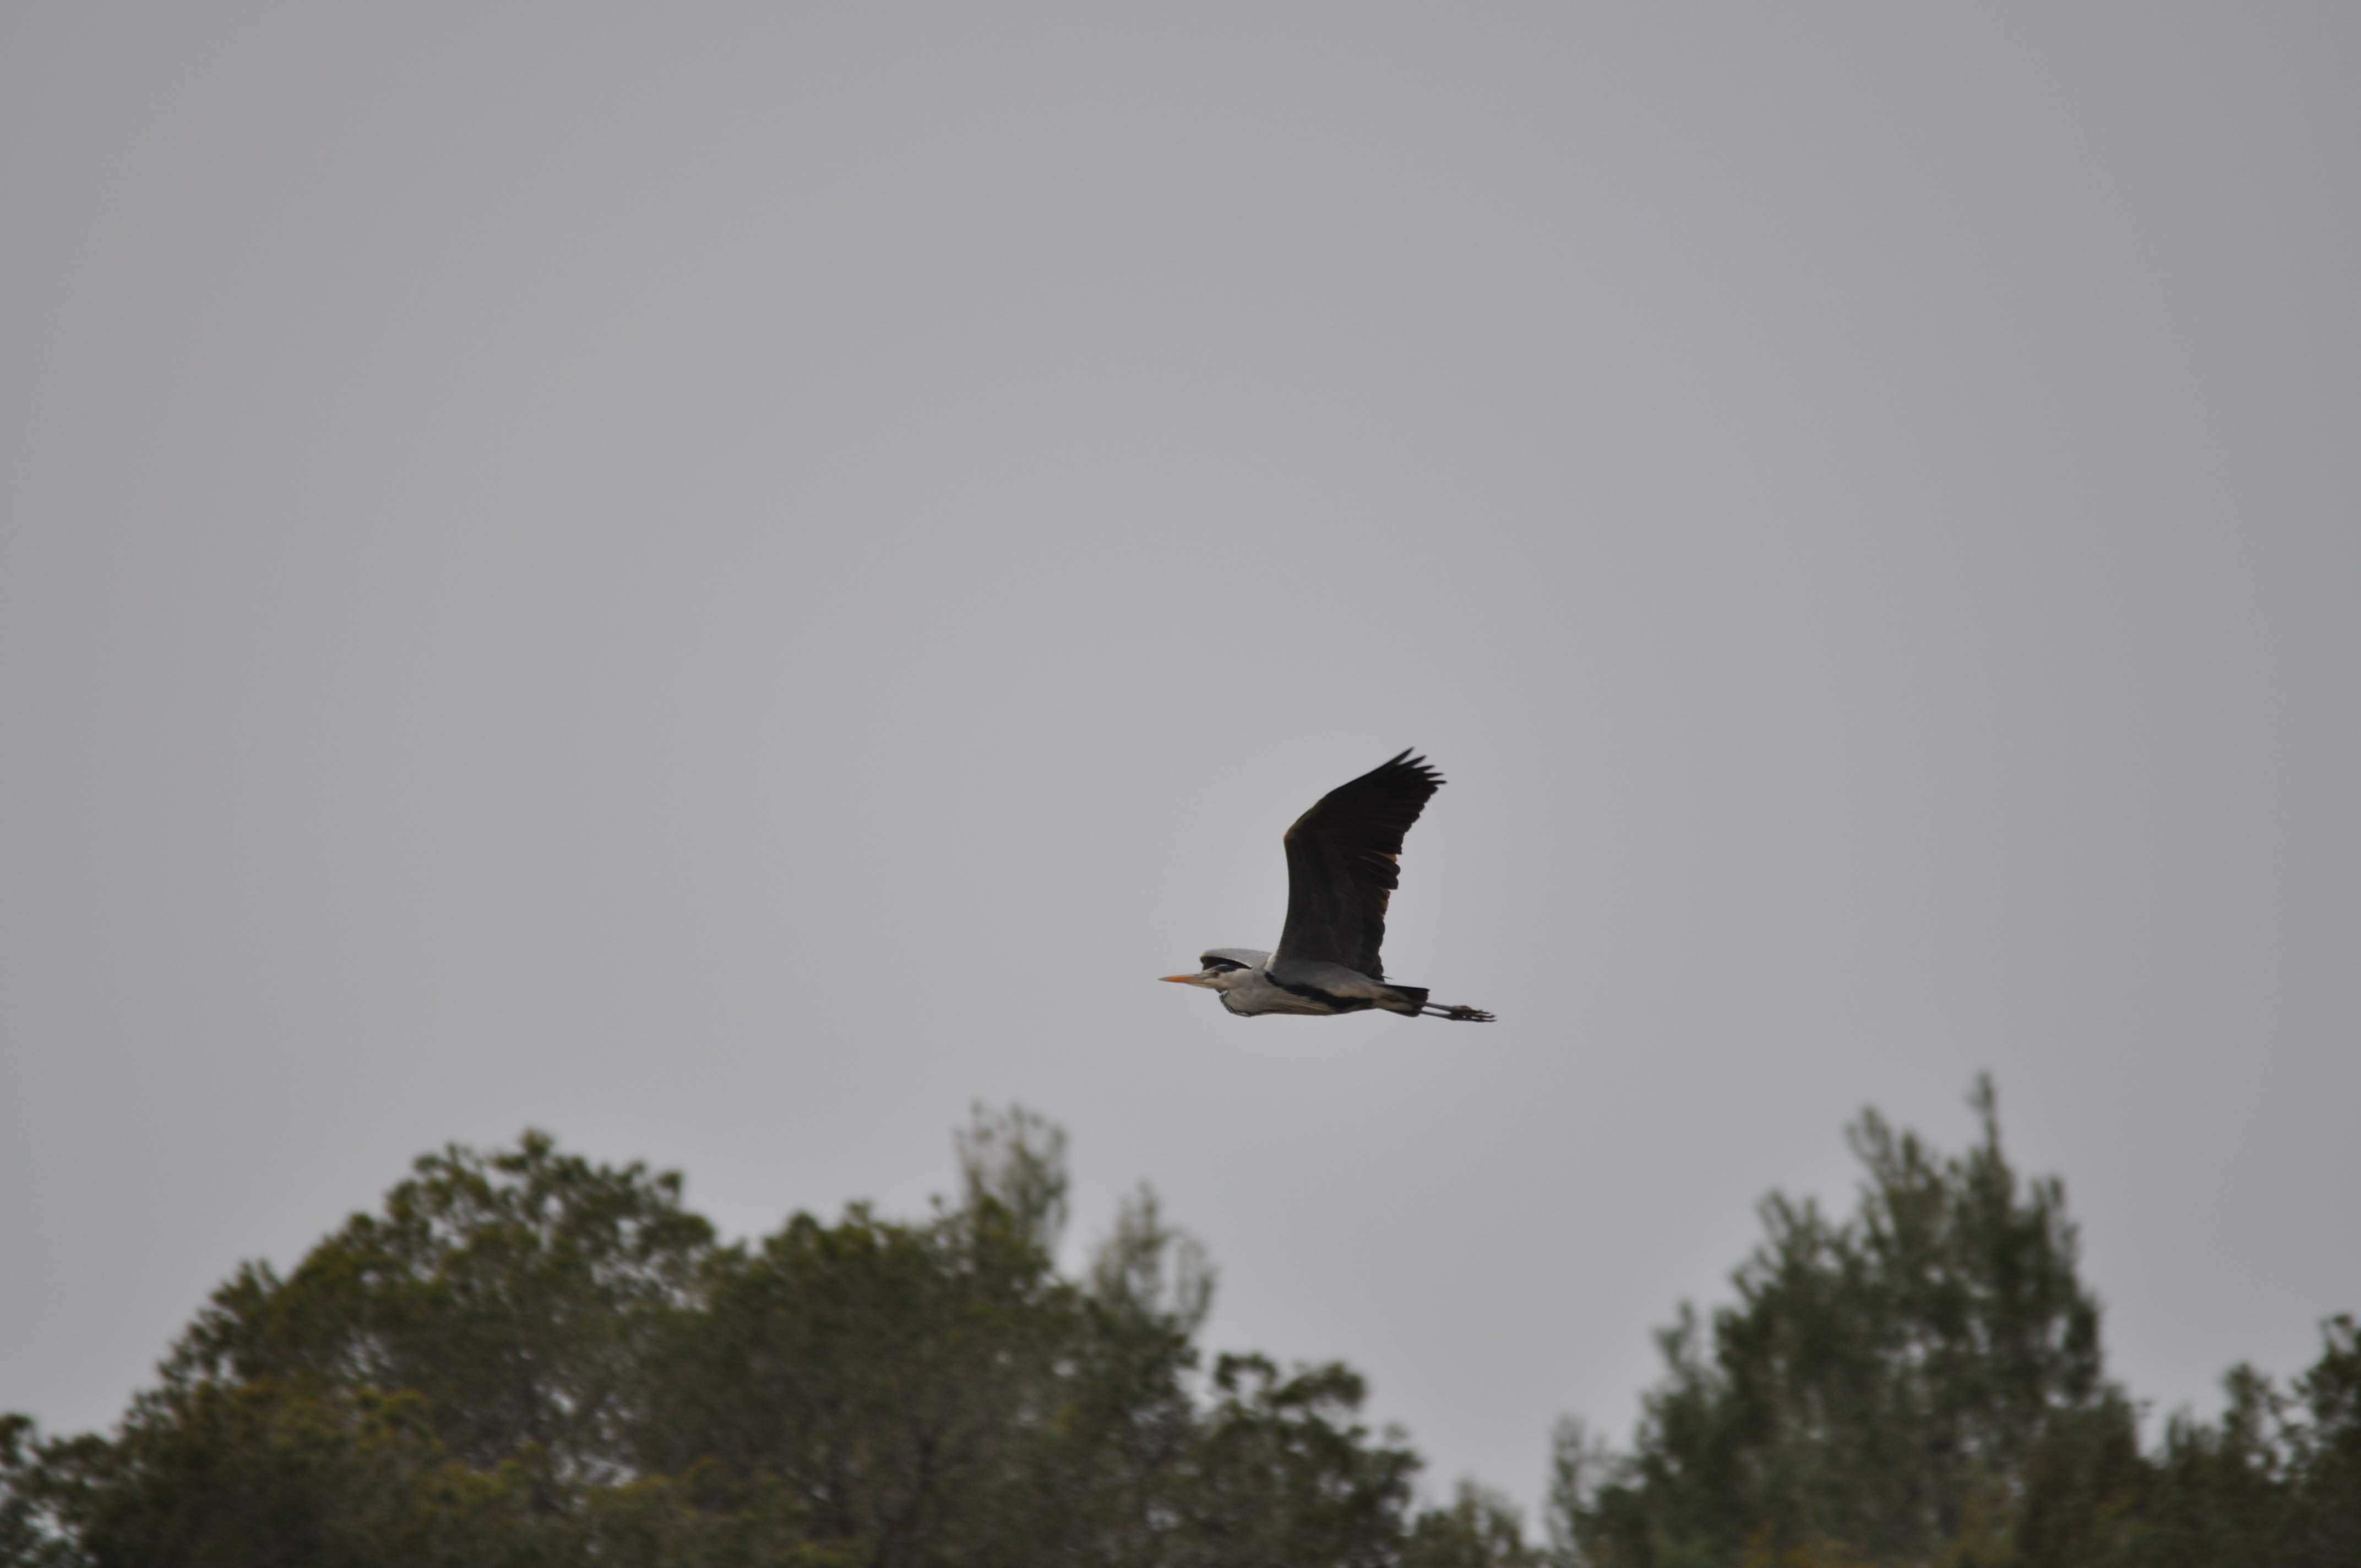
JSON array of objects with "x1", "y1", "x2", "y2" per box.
[{"x1": 1423, "y1": 1004, "x2": 1496, "y2": 1022}]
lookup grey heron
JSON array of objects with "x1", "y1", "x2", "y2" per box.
[{"x1": 1162, "y1": 750, "x2": 1495, "y2": 1021}]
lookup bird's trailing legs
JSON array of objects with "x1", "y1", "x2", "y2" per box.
[{"x1": 1421, "y1": 1003, "x2": 1496, "y2": 1022}]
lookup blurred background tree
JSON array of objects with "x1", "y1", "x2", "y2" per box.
[
  {"x1": 1, "y1": 1107, "x2": 1440, "y2": 1567},
  {"x1": 4, "y1": 1088, "x2": 2352, "y2": 1567},
  {"x1": 1545, "y1": 1079, "x2": 2360, "y2": 1568}
]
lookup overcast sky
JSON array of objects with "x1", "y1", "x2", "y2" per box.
[{"x1": 4, "y1": 2, "x2": 2357, "y2": 1516}]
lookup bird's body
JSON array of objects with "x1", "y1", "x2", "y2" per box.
[{"x1": 1162, "y1": 752, "x2": 1494, "y2": 1022}]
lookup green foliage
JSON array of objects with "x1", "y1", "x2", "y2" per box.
[
  {"x1": 21, "y1": 1380, "x2": 542, "y2": 1568},
  {"x1": 1407, "y1": 1481, "x2": 1546, "y2": 1568},
  {"x1": 1, "y1": 1414, "x2": 80, "y2": 1568},
  {"x1": 7, "y1": 1087, "x2": 2352, "y2": 1568},
  {"x1": 2115, "y1": 1316, "x2": 2361, "y2": 1568},
  {"x1": 1178, "y1": 1354, "x2": 1423, "y2": 1567},
  {"x1": 1547, "y1": 1079, "x2": 2361, "y2": 1568},
  {"x1": 653, "y1": 1203, "x2": 1077, "y2": 1558},
  {"x1": 166, "y1": 1129, "x2": 715, "y2": 1483},
  {"x1": 2, "y1": 1107, "x2": 1430, "y2": 1568}
]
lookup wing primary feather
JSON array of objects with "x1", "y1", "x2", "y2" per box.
[{"x1": 1272, "y1": 749, "x2": 1446, "y2": 981}]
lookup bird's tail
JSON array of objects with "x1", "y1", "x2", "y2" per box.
[{"x1": 1381, "y1": 984, "x2": 1495, "y2": 1021}]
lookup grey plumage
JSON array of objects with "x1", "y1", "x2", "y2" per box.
[{"x1": 1162, "y1": 752, "x2": 1495, "y2": 1022}]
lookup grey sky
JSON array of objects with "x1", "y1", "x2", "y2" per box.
[{"x1": 3, "y1": 3, "x2": 2356, "y2": 1516}]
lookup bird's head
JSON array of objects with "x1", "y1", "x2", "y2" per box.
[{"x1": 1159, "y1": 950, "x2": 1265, "y2": 992}]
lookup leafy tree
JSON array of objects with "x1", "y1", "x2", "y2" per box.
[
  {"x1": 1172, "y1": 1354, "x2": 1422, "y2": 1567},
  {"x1": 2280, "y1": 1314, "x2": 2361, "y2": 1565},
  {"x1": 1546, "y1": 1081, "x2": 2360, "y2": 1568},
  {"x1": 649, "y1": 1200, "x2": 1078, "y2": 1561},
  {"x1": 166, "y1": 1130, "x2": 714, "y2": 1485},
  {"x1": 1, "y1": 1414, "x2": 80, "y2": 1568},
  {"x1": 644, "y1": 1109, "x2": 1190, "y2": 1566},
  {"x1": 1552, "y1": 1078, "x2": 2112, "y2": 1567},
  {"x1": 3, "y1": 1106, "x2": 1443, "y2": 1568},
  {"x1": 1026, "y1": 1184, "x2": 1218, "y2": 1566},
  {"x1": 15, "y1": 1380, "x2": 535, "y2": 1568},
  {"x1": 953, "y1": 1101, "x2": 1072, "y2": 1256},
  {"x1": 1406, "y1": 1480, "x2": 1546, "y2": 1568},
  {"x1": 11, "y1": 1086, "x2": 2351, "y2": 1568},
  {"x1": 648, "y1": 1108, "x2": 1415, "y2": 1568},
  {"x1": 2126, "y1": 1316, "x2": 2361, "y2": 1568}
]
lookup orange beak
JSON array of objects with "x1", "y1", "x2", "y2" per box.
[{"x1": 1159, "y1": 973, "x2": 1201, "y2": 984}]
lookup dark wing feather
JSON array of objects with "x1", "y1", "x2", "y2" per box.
[{"x1": 1274, "y1": 749, "x2": 1443, "y2": 980}]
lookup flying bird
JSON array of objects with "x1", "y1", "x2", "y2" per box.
[{"x1": 1162, "y1": 750, "x2": 1495, "y2": 1021}]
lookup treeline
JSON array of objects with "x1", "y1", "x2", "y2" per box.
[
  {"x1": 3, "y1": 1085, "x2": 2354, "y2": 1567},
  {"x1": 1547, "y1": 1082, "x2": 2360, "y2": 1568}
]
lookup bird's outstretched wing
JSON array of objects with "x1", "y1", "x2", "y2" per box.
[{"x1": 1274, "y1": 749, "x2": 1443, "y2": 981}]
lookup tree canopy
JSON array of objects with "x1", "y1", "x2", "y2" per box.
[
  {"x1": 1546, "y1": 1078, "x2": 2360, "y2": 1568},
  {"x1": 4, "y1": 1085, "x2": 2352, "y2": 1567},
  {"x1": 3, "y1": 1108, "x2": 1439, "y2": 1568}
]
